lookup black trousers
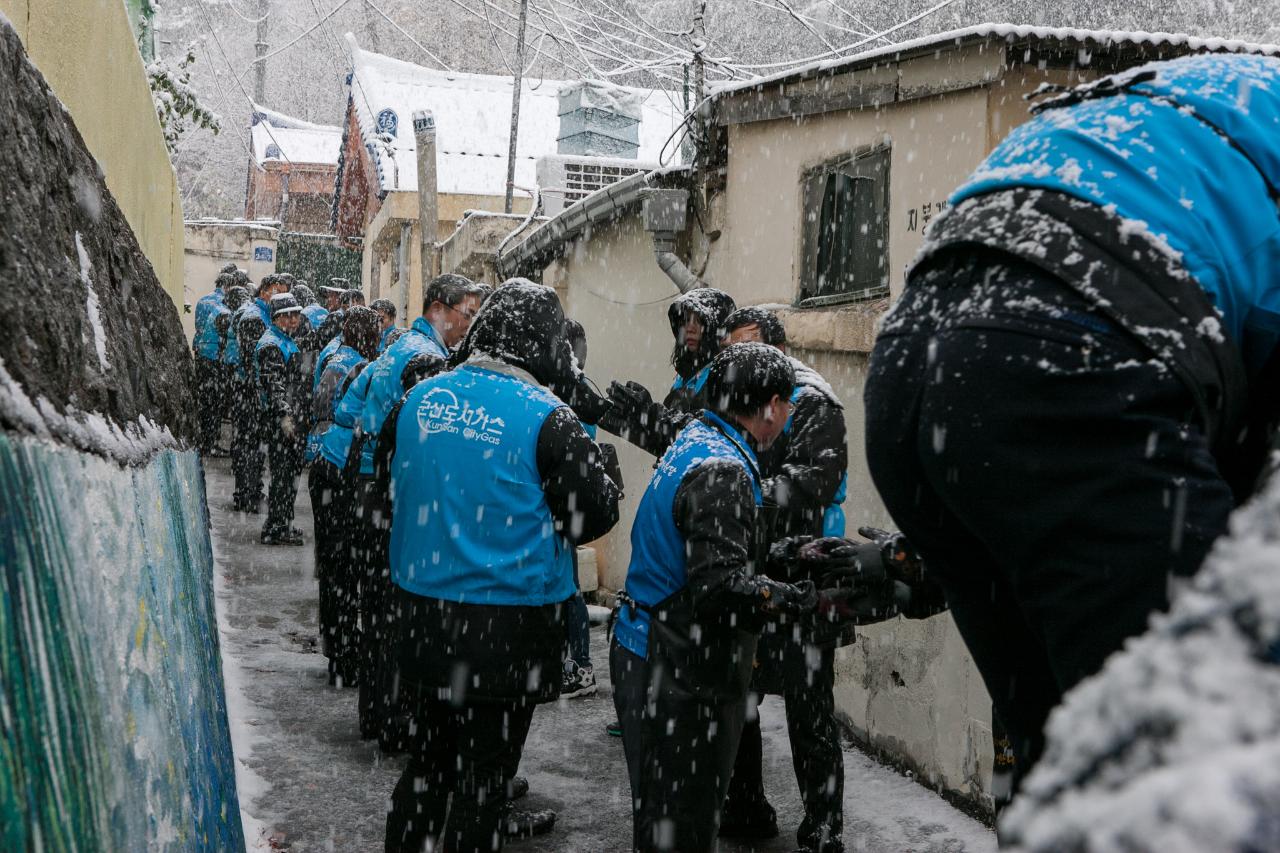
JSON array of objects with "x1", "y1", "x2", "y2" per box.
[
  {"x1": 262, "y1": 426, "x2": 305, "y2": 538},
  {"x1": 230, "y1": 378, "x2": 265, "y2": 509},
  {"x1": 193, "y1": 355, "x2": 225, "y2": 453},
  {"x1": 355, "y1": 478, "x2": 403, "y2": 745},
  {"x1": 612, "y1": 638, "x2": 746, "y2": 853},
  {"x1": 385, "y1": 695, "x2": 535, "y2": 853},
  {"x1": 864, "y1": 254, "x2": 1235, "y2": 792},
  {"x1": 726, "y1": 644, "x2": 843, "y2": 850},
  {"x1": 308, "y1": 459, "x2": 359, "y2": 680}
]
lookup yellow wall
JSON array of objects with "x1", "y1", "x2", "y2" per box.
[{"x1": 1, "y1": 0, "x2": 186, "y2": 331}]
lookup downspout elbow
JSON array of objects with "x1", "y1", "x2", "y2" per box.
[{"x1": 654, "y1": 246, "x2": 701, "y2": 294}]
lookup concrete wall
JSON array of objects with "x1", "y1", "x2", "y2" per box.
[
  {"x1": 183, "y1": 220, "x2": 280, "y2": 337},
  {"x1": 1, "y1": 0, "x2": 185, "y2": 319},
  {"x1": 546, "y1": 213, "x2": 684, "y2": 591}
]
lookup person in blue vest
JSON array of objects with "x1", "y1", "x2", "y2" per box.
[
  {"x1": 714, "y1": 307, "x2": 850, "y2": 851},
  {"x1": 601, "y1": 287, "x2": 737, "y2": 456},
  {"x1": 296, "y1": 282, "x2": 327, "y2": 330},
  {"x1": 864, "y1": 53, "x2": 1280, "y2": 799},
  {"x1": 253, "y1": 291, "x2": 308, "y2": 544},
  {"x1": 193, "y1": 269, "x2": 234, "y2": 454},
  {"x1": 612, "y1": 341, "x2": 866, "y2": 853},
  {"x1": 338, "y1": 273, "x2": 484, "y2": 750},
  {"x1": 370, "y1": 298, "x2": 399, "y2": 352},
  {"x1": 378, "y1": 280, "x2": 620, "y2": 853},
  {"x1": 306, "y1": 306, "x2": 381, "y2": 685},
  {"x1": 226, "y1": 274, "x2": 286, "y2": 511},
  {"x1": 313, "y1": 279, "x2": 349, "y2": 347}
]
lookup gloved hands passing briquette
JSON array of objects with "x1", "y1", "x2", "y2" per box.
[{"x1": 769, "y1": 529, "x2": 937, "y2": 625}]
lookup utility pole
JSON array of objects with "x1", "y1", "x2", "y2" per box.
[
  {"x1": 689, "y1": 1, "x2": 708, "y2": 221},
  {"x1": 504, "y1": 0, "x2": 529, "y2": 214},
  {"x1": 254, "y1": 0, "x2": 269, "y2": 103}
]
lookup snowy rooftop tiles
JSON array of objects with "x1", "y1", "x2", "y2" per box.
[
  {"x1": 249, "y1": 104, "x2": 342, "y2": 167},
  {"x1": 341, "y1": 33, "x2": 684, "y2": 198}
]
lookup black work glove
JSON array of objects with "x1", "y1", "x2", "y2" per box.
[
  {"x1": 768, "y1": 535, "x2": 885, "y2": 585},
  {"x1": 815, "y1": 581, "x2": 908, "y2": 624},
  {"x1": 598, "y1": 442, "x2": 624, "y2": 492},
  {"x1": 565, "y1": 376, "x2": 614, "y2": 426},
  {"x1": 606, "y1": 381, "x2": 655, "y2": 420}
]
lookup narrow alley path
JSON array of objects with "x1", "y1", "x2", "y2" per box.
[{"x1": 206, "y1": 458, "x2": 995, "y2": 852}]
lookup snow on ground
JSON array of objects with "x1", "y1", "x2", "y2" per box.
[{"x1": 206, "y1": 457, "x2": 994, "y2": 852}]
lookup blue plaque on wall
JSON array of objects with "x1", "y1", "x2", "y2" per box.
[
  {"x1": 254, "y1": 246, "x2": 273, "y2": 262},
  {"x1": 376, "y1": 108, "x2": 399, "y2": 137}
]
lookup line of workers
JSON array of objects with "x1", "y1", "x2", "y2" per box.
[{"x1": 191, "y1": 266, "x2": 941, "y2": 853}]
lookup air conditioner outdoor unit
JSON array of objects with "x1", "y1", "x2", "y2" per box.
[{"x1": 536, "y1": 155, "x2": 658, "y2": 217}]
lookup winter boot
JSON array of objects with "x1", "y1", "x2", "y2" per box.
[
  {"x1": 261, "y1": 528, "x2": 305, "y2": 546},
  {"x1": 719, "y1": 797, "x2": 779, "y2": 840},
  {"x1": 500, "y1": 802, "x2": 556, "y2": 839},
  {"x1": 560, "y1": 661, "x2": 598, "y2": 698}
]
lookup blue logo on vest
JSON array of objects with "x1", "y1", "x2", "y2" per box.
[
  {"x1": 417, "y1": 387, "x2": 507, "y2": 445},
  {"x1": 376, "y1": 108, "x2": 399, "y2": 137}
]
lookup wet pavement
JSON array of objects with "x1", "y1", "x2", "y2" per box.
[{"x1": 205, "y1": 457, "x2": 995, "y2": 852}]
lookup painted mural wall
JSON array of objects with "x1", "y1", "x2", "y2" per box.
[{"x1": 0, "y1": 436, "x2": 243, "y2": 850}]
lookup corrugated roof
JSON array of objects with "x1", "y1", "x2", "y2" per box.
[
  {"x1": 709, "y1": 23, "x2": 1280, "y2": 100},
  {"x1": 343, "y1": 34, "x2": 686, "y2": 197}
]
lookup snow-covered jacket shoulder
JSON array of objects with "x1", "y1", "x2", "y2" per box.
[{"x1": 948, "y1": 53, "x2": 1280, "y2": 369}]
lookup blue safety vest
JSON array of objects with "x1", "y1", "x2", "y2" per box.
[
  {"x1": 253, "y1": 325, "x2": 300, "y2": 408},
  {"x1": 952, "y1": 53, "x2": 1280, "y2": 370},
  {"x1": 670, "y1": 362, "x2": 712, "y2": 396},
  {"x1": 314, "y1": 335, "x2": 344, "y2": 391},
  {"x1": 615, "y1": 412, "x2": 762, "y2": 659},
  {"x1": 224, "y1": 298, "x2": 270, "y2": 370},
  {"x1": 311, "y1": 345, "x2": 365, "y2": 467},
  {"x1": 193, "y1": 290, "x2": 227, "y2": 361},
  {"x1": 378, "y1": 324, "x2": 400, "y2": 353},
  {"x1": 356, "y1": 317, "x2": 448, "y2": 474},
  {"x1": 389, "y1": 364, "x2": 574, "y2": 606},
  {"x1": 302, "y1": 303, "x2": 328, "y2": 330}
]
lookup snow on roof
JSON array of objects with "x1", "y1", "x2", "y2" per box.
[
  {"x1": 342, "y1": 34, "x2": 685, "y2": 197},
  {"x1": 250, "y1": 103, "x2": 342, "y2": 166},
  {"x1": 709, "y1": 23, "x2": 1280, "y2": 100}
]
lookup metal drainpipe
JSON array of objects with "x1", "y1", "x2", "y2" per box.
[{"x1": 642, "y1": 188, "x2": 700, "y2": 294}]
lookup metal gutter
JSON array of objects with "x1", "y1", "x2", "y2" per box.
[{"x1": 497, "y1": 166, "x2": 691, "y2": 278}]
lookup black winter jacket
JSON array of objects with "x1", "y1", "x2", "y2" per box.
[
  {"x1": 757, "y1": 367, "x2": 847, "y2": 542},
  {"x1": 256, "y1": 339, "x2": 308, "y2": 425}
]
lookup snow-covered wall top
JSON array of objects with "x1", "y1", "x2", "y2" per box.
[
  {"x1": 709, "y1": 22, "x2": 1280, "y2": 100},
  {"x1": 341, "y1": 33, "x2": 684, "y2": 198}
]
